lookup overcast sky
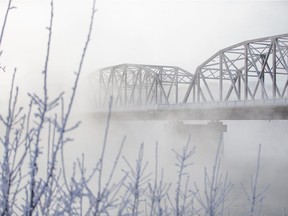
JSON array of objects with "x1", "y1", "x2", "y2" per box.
[
  {"x1": 1, "y1": 1, "x2": 288, "y2": 213},
  {"x1": 1, "y1": 0, "x2": 288, "y2": 105}
]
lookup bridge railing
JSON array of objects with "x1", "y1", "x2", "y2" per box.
[{"x1": 95, "y1": 98, "x2": 288, "y2": 113}]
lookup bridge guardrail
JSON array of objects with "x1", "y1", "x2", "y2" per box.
[{"x1": 95, "y1": 98, "x2": 288, "y2": 112}]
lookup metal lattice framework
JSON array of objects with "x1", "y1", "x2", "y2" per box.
[
  {"x1": 184, "y1": 33, "x2": 288, "y2": 103},
  {"x1": 98, "y1": 34, "x2": 288, "y2": 107},
  {"x1": 99, "y1": 64, "x2": 194, "y2": 106}
]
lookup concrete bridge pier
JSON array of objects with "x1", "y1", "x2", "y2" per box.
[{"x1": 164, "y1": 121, "x2": 227, "y2": 161}]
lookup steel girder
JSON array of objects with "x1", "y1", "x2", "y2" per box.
[
  {"x1": 99, "y1": 64, "x2": 194, "y2": 106},
  {"x1": 183, "y1": 33, "x2": 288, "y2": 103},
  {"x1": 98, "y1": 33, "x2": 288, "y2": 107}
]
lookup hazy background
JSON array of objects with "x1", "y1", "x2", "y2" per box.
[
  {"x1": 1, "y1": 0, "x2": 288, "y2": 104},
  {"x1": 1, "y1": 0, "x2": 288, "y2": 214}
]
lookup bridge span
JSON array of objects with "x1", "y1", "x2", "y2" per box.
[
  {"x1": 95, "y1": 33, "x2": 288, "y2": 120},
  {"x1": 95, "y1": 98, "x2": 288, "y2": 120}
]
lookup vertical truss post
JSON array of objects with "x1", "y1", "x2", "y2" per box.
[
  {"x1": 155, "y1": 74, "x2": 158, "y2": 104},
  {"x1": 124, "y1": 65, "x2": 127, "y2": 105},
  {"x1": 197, "y1": 69, "x2": 201, "y2": 102},
  {"x1": 192, "y1": 83, "x2": 195, "y2": 103},
  {"x1": 260, "y1": 54, "x2": 266, "y2": 99},
  {"x1": 131, "y1": 69, "x2": 135, "y2": 105},
  {"x1": 244, "y1": 44, "x2": 248, "y2": 100},
  {"x1": 176, "y1": 67, "x2": 179, "y2": 104},
  {"x1": 139, "y1": 68, "x2": 142, "y2": 105},
  {"x1": 237, "y1": 73, "x2": 241, "y2": 99},
  {"x1": 103, "y1": 67, "x2": 114, "y2": 106},
  {"x1": 273, "y1": 39, "x2": 277, "y2": 98},
  {"x1": 223, "y1": 54, "x2": 240, "y2": 100},
  {"x1": 159, "y1": 68, "x2": 163, "y2": 104},
  {"x1": 145, "y1": 72, "x2": 148, "y2": 103},
  {"x1": 219, "y1": 52, "x2": 223, "y2": 101}
]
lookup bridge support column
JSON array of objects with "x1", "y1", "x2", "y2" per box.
[{"x1": 164, "y1": 121, "x2": 227, "y2": 159}]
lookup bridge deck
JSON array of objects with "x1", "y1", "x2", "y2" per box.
[{"x1": 95, "y1": 98, "x2": 288, "y2": 120}]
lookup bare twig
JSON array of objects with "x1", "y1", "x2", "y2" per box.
[
  {"x1": 60, "y1": 0, "x2": 96, "y2": 195},
  {"x1": 27, "y1": 1, "x2": 54, "y2": 214},
  {"x1": 0, "y1": 0, "x2": 16, "y2": 48},
  {"x1": 241, "y1": 144, "x2": 270, "y2": 216},
  {"x1": 192, "y1": 135, "x2": 233, "y2": 216}
]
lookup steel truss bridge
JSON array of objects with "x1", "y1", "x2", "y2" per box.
[{"x1": 96, "y1": 34, "x2": 288, "y2": 120}]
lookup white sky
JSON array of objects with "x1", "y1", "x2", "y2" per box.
[
  {"x1": 0, "y1": 0, "x2": 288, "y2": 104},
  {"x1": 1, "y1": 2, "x2": 288, "y2": 212}
]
